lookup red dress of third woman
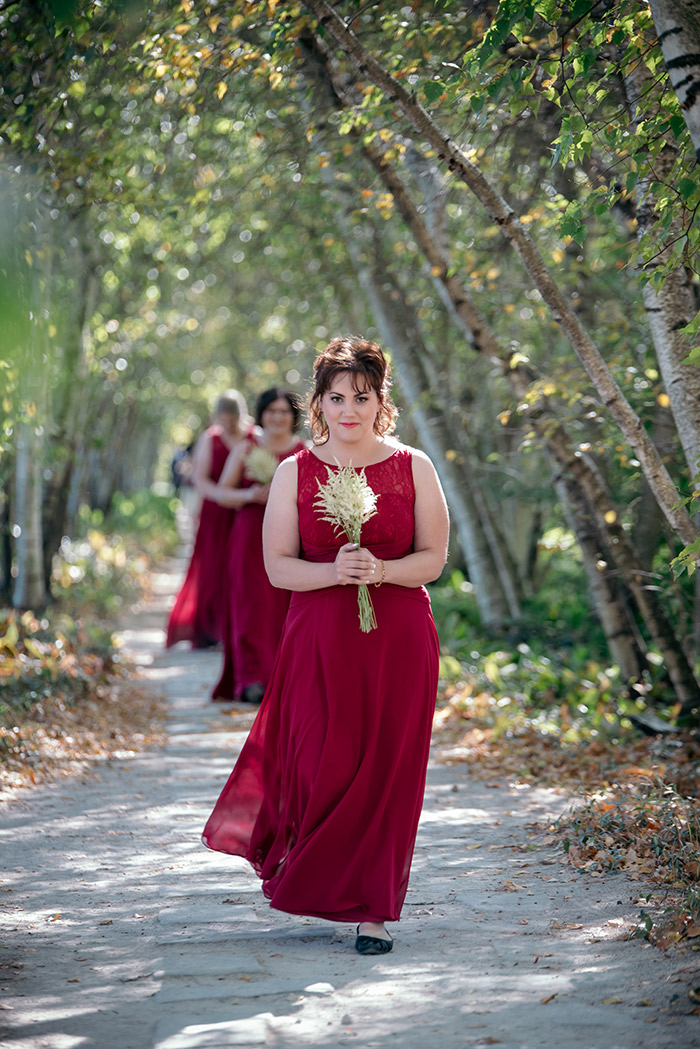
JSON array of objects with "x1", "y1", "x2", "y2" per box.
[
  {"x1": 166, "y1": 426, "x2": 236, "y2": 649},
  {"x1": 212, "y1": 435, "x2": 306, "y2": 700}
]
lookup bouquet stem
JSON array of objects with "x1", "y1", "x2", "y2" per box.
[{"x1": 357, "y1": 581, "x2": 377, "y2": 633}]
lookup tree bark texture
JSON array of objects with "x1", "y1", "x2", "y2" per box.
[
  {"x1": 624, "y1": 60, "x2": 700, "y2": 482},
  {"x1": 13, "y1": 420, "x2": 45, "y2": 610},
  {"x1": 649, "y1": 0, "x2": 700, "y2": 161},
  {"x1": 553, "y1": 473, "x2": 648, "y2": 682},
  {"x1": 303, "y1": 0, "x2": 698, "y2": 549}
]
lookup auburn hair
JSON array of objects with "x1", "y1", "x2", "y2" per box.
[{"x1": 308, "y1": 335, "x2": 398, "y2": 444}]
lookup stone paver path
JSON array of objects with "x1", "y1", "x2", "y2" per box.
[{"x1": 1, "y1": 560, "x2": 698, "y2": 1048}]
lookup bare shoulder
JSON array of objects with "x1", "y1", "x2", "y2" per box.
[
  {"x1": 404, "y1": 445, "x2": 438, "y2": 478},
  {"x1": 271, "y1": 454, "x2": 299, "y2": 493}
]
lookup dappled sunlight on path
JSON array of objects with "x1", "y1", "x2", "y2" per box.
[{"x1": 0, "y1": 557, "x2": 697, "y2": 1048}]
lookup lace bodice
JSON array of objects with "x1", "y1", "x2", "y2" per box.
[{"x1": 296, "y1": 447, "x2": 416, "y2": 564}]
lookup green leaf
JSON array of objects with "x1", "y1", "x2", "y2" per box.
[
  {"x1": 423, "y1": 81, "x2": 446, "y2": 104},
  {"x1": 679, "y1": 178, "x2": 696, "y2": 202}
]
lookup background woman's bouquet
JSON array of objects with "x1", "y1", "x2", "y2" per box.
[
  {"x1": 314, "y1": 462, "x2": 379, "y2": 632},
  {"x1": 244, "y1": 444, "x2": 279, "y2": 485}
]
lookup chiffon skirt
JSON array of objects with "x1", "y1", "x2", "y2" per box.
[{"x1": 202, "y1": 581, "x2": 439, "y2": 923}]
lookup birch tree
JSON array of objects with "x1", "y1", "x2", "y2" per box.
[{"x1": 649, "y1": 0, "x2": 700, "y2": 160}]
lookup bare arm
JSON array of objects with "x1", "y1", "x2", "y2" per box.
[
  {"x1": 376, "y1": 450, "x2": 449, "y2": 587},
  {"x1": 191, "y1": 432, "x2": 213, "y2": 494},
  {"x1": 200, "y1": 442, "x2": 268, "y2": 508}
]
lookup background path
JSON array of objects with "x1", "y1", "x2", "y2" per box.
[{"x1": 1, "y1": 560, "x2": 698, "y2": 1049}]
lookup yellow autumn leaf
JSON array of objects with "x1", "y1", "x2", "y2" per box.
[
  {"x1": 604, "y1": 510, "x2": 617, "y2": 524},
  {"x1": 657, "y1": 393, "x2": 670, "y2": 407},
  {"x1": 155, "y1": 63, "x2": 168, "y2": 78},
  {"x1": 269, "y1": 69, "x2": 283, "y2": 89},
  {"x1": 216, "y1": 81, "x2": 227, "y2": 100}
]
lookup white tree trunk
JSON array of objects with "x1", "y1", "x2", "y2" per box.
[
  {"x1": 13, "y1": 419, "x2": 45, "y2": 610},
  {"x1": 554, "y1": 474, "x2": 647, "y2": 681},
  {"x1": 624, "y1": 59, "x2": 700, "y2": 480},
  {"x1": 304, "y1": 0, "x2": 698, "y2": 548},
  {"x1": 649, "y1": 0, "x2": 700, "y2": 160}
]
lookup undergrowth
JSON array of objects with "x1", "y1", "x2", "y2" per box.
[{"x1": 0, "y1": 489, "x2": 177, "y2": 792}]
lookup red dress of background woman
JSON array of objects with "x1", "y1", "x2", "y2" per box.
[
  {"x1": 199, "y1": 388, "x2": 306, "y2": 702},
  {"x1": 165, "y1": 390, "x2": 251, "y2": 649}
]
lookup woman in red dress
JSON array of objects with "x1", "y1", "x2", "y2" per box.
[
  {"x1": 166, "y1": 390, "x2": 251, "y2": 649},
  {"x1": 200, "y1": 389, "x2": 306, "y2": 703},
  {"x1": 202, "y1": 337, "x2": 449, "y2": 955}
]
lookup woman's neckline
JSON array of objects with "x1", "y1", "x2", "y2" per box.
[{"x1": 308, "y1": 445, "x2": 401, "y2": 469}]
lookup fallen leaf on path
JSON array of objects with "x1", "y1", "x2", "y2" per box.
[
  {"x1": 519, "y1": 919, "x2": 529, "y2": 925},
  {"x1": 541, "y1": 994, "x2": 557, "y2": 1004},
  {"x1": 550, "y1": 920, "x2": 583, "y2": 930},
  {"x1": 500, "y1": 880, "x2": 520, "y2": 892},
  {"x1": 636, "y1": 999, "x2": 652, "y2": 1007},
  {"x1": 603, "y1": 996, "x2": 623, "y2": 1004},
  {"x1": 98, "y1": 920, "x2": 112, "y2": 926}
]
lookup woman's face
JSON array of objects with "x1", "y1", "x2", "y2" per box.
[
  {"x1": 218, "y1": 410, "x2": 241, "y2": 436},
  {"x1": 320, "y1": 371, "x2": 380, "y2": 444},
  {"x1": 261, "y1": 396, "x2": 295, "y2": 437}
]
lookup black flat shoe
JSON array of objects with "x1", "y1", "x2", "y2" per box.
[
  {"x1": 355, "y1": 925, "x2": 393, "y2": 955},
  {"x1": 241, "y1": 683, "x2": 265, "y2": 704}
]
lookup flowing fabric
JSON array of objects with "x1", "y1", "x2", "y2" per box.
[
  {"x1": 212, "y1": 438, "x2": 306, "y2": 700},
  {"x1": 202, "y1": 447, "x2": 439, "y2": 923},
  {"x1": 166, "y1": 427, "x2": 236, "y2": 649}
]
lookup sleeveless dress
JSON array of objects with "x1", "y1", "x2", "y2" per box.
[
  {"x1": 211, "y1": 437, "x2": 307, "y2": 700},
  {"x1": 202, "y1": 446, "x2": 439, "y2": 923},
  {"x1": 166, "y1": 427, "x2": 236, "y2": 649}
]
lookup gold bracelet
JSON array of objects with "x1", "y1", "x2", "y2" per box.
[{"x1": 373, "y1": 559, "x2": 385, "y2": 588}]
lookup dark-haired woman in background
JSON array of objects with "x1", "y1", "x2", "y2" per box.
[
  {"x1": 201, "y1": 388, "x2": 306, "y2": 703},
  {"x1": 202, "y1": 337, "x2": 449, "y2": 955}
]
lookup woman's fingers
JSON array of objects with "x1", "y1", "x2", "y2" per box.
[{"x1": 335, "y1": 544, "x2": 378, "y2": 585}]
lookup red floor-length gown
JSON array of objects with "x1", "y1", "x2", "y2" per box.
[
  {"x1": 203, "y1": 447, "x2": 439, "y2": 923},
  {"x1": 166, "y1": 427, "x2": 236, "y2": 649},
  {"x1": 212, "y1": 437, "x2": 306, "y2": 700}
]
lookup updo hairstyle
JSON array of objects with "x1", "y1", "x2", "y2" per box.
[
  {"x1": 256, "y1": 387, "x2": 303, "y2": 433},
  {"x1": 308, "y1": 336, "x2": 398, "y2": 444}
]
